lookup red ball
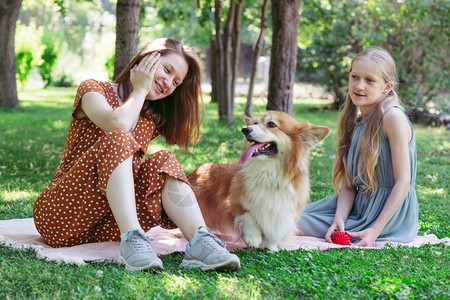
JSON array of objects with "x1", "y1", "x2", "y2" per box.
[{"x1": 331, "y1": 231, "x2": 351, "y2": 245}]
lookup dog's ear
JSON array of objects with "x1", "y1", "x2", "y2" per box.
[
  {"x1": 244, "y1": 117, "x2": 252, "y2": 126},
  {"x1": 299, "y1": 125, "x2": 330, "y2": 148}
]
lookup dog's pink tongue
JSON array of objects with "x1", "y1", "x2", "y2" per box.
[{"x1": 239, "y1": 143, "x2": 265, "y2": 164}]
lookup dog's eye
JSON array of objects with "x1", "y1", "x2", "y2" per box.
[{"x1": 266, "y1": 121, "x2": 277, "y2": 128}]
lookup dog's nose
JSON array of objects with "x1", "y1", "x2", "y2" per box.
[{"x1": 241, "y1": 127, "x2": 252, "y2": 136}]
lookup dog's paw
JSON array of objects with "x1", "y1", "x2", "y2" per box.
[
  {"x1": 236, "y1": 213, "x2": 263, "y2": 248},
  {"x1": 244, "y1": 231, "x2": 263, "y2": 248},
  {"x1": 267, "y1": 244, "x2": 280, "y2": 252}
]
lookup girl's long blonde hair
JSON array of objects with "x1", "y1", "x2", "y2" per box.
[{"x1": 332, "y1": 47, "x2": 402, "y2": 195}]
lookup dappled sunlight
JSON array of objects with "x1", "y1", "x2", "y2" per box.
[
  {"x1": 51, "y1": 120, "x2": 66, "y2": 129},
  {"x1": 215, "y1": 275, "x2": 262, "y2": 298},
  {"x1": 371, "y1": 277, "x2": 412, "y2": 298},
  {"x1": 417, "y1": 185, "x2": 446, "y2": 198},
  {"x1": 418, "y1": 219, "x2": 441, "y2": 234},
  {"x1": 156, "y1": 273, "x2": 261, "y2": 298},
  {"x1": 18, "y1": 87, "x2": 77, "y2": 103},
  {"x1": 0, "y1": 190, "x2": 36, "y2": 219},
  {"x1": 414, "y1": 124, "x2": 449, "y2": 152},
  {"x1": 1, "y1": 190, "x2": 39, "y2": 202},
  {"x1": 159, "y1": 273, "x2": 201, "y2": 296}
]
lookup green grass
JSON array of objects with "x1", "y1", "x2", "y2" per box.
[{"x1": 0, "y1": 87, "x2": 449, "y2": 299}]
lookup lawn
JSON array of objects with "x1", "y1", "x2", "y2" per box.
[{"x1": 0, "y1": 86, "x2": 449, "y2": 299}]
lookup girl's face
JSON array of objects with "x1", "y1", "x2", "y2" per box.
[
  {"x1": 146, "y1": 52, "x2": 189, "y2": 101},
  {"x1": 348, "y1": 58, "x2": 393, "y2": 117}
]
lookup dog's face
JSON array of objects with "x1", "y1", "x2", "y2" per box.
[{"x1": 239, "y1": 111, "x2": 329, "y2": 164}]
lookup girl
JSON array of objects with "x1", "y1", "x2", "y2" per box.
[
  {"x1": 298, "y1": 47, "x2": 418, "y2": 247},
  {"x1": 33, "y1": 38, "x2": 240, "y2": 271}
]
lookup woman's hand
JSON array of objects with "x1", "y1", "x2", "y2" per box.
[
  {"x1": 130, "y1": 52, "x2": 161, "y2": 95},
  {"x1": 325, "y1": 219, "x2": 346, "y2": 243},
  {"x1": 347, "y1": 227, "x2": 380, "y2": 247}
]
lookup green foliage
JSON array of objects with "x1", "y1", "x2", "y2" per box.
[
  {"x1": 16, "y1": 51, "x2": 34, "y2": 87},
  {"x1": 299, "y1": 0, "x2": 450, "y2": 113},
  {"x1": 0, "y1": 88, "x2": 448, "y2": 298},
  {"x1": 38, "y1": 40, "x2": 58, "y2": 87},
  {"x1": 18, "y1": 0, "x2": 115, "y2": 81},
  {"x1": 51, "y1": 74, "x2": 75, "y2": 87},
  {"x1": 141, "y1": 0, "x2": 269, "y2": 50},
  {"x1": 105, "y1": 54, "x2": 115, "y2": 81},
  {"x1": 15, "y1": 21, "x2": 44, "y2": 88}
]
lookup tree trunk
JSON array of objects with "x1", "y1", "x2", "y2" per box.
[
  {"x1": 0, "y1": 0, "x2": 22, "y2": 108},
  {"x1": 267, "y1": 0, "x2": 301, "y2": 116},
  {"x1": 210, "y1": 0, "x2": 243, "y2": 123},
  {"x1": 213, "y1": 0, "x2": 226, "y2": 119},
  {"x1": 245, "y1": 0, "x2": 269, "y2": 117},
  {"x1": 231, "y1": 0, "x2": 243, "y2": 102},
  {"x1": 222, "y1": 0, "x2": 236, "y2": 124},
  {"x1": 113, "y1": 0, "x2": 140, "y2": 79},
  {"x1": 209, "y1": 39, "x2": 218, "y2": 103}
]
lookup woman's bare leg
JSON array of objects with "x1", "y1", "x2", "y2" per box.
[
  {"x1": 161, "y1": 176, "x2": 206, "y2": 241},
  {"x1": 106, "y1": 156, "x2": 141, "y2": 233}
]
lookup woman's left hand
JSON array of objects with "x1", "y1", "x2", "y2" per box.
[{"x1": 347, "y1": 227, "x2": 380, "y2": 247}]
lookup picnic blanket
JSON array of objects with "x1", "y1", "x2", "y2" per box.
[{"x1": 1, "y1": 218, "x2": 448, "y2": 265}]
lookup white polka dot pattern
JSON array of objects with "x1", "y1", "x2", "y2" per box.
[{"x1": 33, "y1": 79, "x2": 189, "y2": 248}]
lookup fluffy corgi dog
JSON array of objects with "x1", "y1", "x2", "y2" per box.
[{"x1": 188, "y1": 111, "x2": 329, "y2": 251}]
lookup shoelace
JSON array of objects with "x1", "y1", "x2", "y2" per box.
[
  {"x1": 196, "y1": 228, "x2": 227, "y2": 252},
  {"x1": 128, "y1": 231, "x2": 155, "y2": 254}
]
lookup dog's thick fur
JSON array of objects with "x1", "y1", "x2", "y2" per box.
[{"x1": 188, "y1": 111, "x2": 329, "y2": 251}]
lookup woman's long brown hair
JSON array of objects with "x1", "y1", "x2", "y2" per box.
[
  {"x1": 332, "y1": 47, "x2": 401, "y2": 195},
  {"x1": 114, "y1": 38, "x2": 203, "y2": 150}
]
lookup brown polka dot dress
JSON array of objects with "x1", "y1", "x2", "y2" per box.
[{"x1": 33, "y1": 79, "x2": 189, "y2": 248}]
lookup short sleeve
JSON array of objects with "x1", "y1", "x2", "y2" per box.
[{"x1": 72, "y1": 79, "x2": 108, "y2": 119}]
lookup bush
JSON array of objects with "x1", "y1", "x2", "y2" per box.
[
  {"x1": 299, "y1": 0, "x2": 449, "y2": 113},
  {"x1": 15, "y1": 21, "x2": 44, "y2": 88},
  {"x1": 16, "y1": 50, "x2": 34, "y2": 87},
  {"x1": 38, "y1": 43, "x2": 58, "y2": 87},
  {"x1": 50, "y1": 74, "x2": 74, "y2": 87}
]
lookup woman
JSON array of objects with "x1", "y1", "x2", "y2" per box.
[{"x1": 34, "y1": 38, "x2": 240, "y2": 271}]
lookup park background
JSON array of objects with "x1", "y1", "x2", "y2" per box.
[{"x1": 1, "y1": 0, "x2": 449, "y2": 298}]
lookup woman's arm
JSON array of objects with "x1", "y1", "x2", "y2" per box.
[
  {"x1": 325, "y1": 177, "x2": 356, "y2": 242},
  {"x1": 79, "y1": 52, "x2": 161, "y2": 132},
  {"x1": 349, "y1": 108, "x2": 412, "y2": 246}
]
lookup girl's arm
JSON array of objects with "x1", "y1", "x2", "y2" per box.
[
  {"x1": 325, "y1": 176, "x2": 355, "y2": 242},
  {"x1": 79, "y1": 52, "x2": 161, "y2": 132},
  {"x1": 349, "y1": 108, "x2": 412, "y2": 246}
]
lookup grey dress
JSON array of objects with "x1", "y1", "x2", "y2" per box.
[{"x1": 298, "y1": 107, "x2": 418, "y2": 243}]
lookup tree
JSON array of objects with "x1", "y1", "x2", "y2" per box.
[
  {"x1": 0, "y1": 0, "x2": 22, "y2": 108},
  {"x1": 245, "y1": 0, "x2": 270, "y2": 117},
  {"x1": 144, "y1": 0, "x2": 264, "y2": 123},
  {"x1": 266, "y1": 0, "x2": 302, "y2": 116},
  {"x1": 298, "y1": 0, "x2": 449, "y2": 113},
  {"x1": 113, "y1": 0, "x2": 140, "y2": 79},
  {"x1": 211, "y1": 0, "x2": 244, "y2": 123}
]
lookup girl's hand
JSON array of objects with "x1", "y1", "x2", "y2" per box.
[
  {"x1": 325, "y1": 219, "x2": 346, "y2": 243},
  {"x1": 130, "y1": 52, "x2": 161, "y2": 95},
  {"x1": 347, "y1": 227, "x2": 380, "y2": 247}
]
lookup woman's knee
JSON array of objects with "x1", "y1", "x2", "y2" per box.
[{"x1": 162, "y1": 176, "x2": 196, "y2": 207}]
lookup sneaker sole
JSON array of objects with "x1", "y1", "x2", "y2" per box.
[
  {"x1": 118, "y1": 255, "x2": 163, "y2": 271},
  {"x1": 179, "y1": 256, "x2": 241, "y2": 271}
]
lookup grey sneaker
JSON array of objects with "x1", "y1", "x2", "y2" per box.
[
  {"x1": 119, "y1": 228, "x2": 163, "y2": 271},
  {"x1": 180, "y1": 226, "x2": 240, "y2": 271}
]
